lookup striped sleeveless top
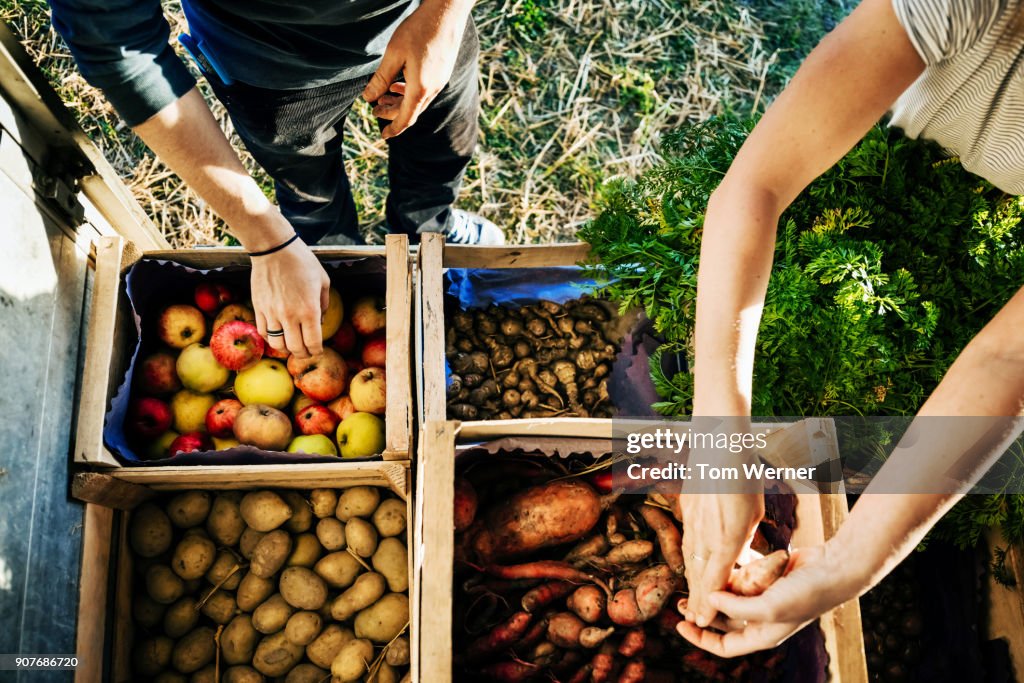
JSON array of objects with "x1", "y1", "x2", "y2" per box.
[{"x1": 890, "y1": 0, "x2": 1024, "y2": 193}]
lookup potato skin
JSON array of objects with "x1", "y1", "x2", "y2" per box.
[
  {"x1": 236, "y1": 571, "x2": 276, "y2": 612},
  {"x1": 130, "y1": 503, "x2": 173, "y2": 558},
  {"x1": 286, "y1": 533, "x2": 323, "y2": 568},
  {"x1": 146, "y1": 564, "x2": 185, "y2": 604},
  {"x1": 153, "y1": 672, "x2": 187, "y2": 683},
  {"x1": 313, "y1": 551, "x2": 363, "y2": 589},
  {"x1": 199, "y1": 589, "x2": 238, "y2": 625},
  {"x1": 354, "y1": 593, "x2": 409, "y2": 643},
  {"x1": 315, "y1": 517, "x2": 346, "y2": 551},
  {"x1": 206, "y1": 492, "x2": 246, "y2": 546},
  {"x1": 132, "y1": 635, "x2": 173, "y2": 676},
  {"x1": 240, "y1": 491, "x2": 293, "y2": 532},
  {"x1": 370, "y1": 661, "x2": 399, "y2": 683},
  {"x1": 345, "y1": 517, "x2": 378, "y2": 558},
  {"x1": 171, "y1": 534, "x2": 217, "y2": 580},
  {"x1": 205, "y1": 550, "x2": 244, "y2": 590},
  {"x1": 372, "y1": 538, "x2": 409, "y2": 592},
  {"x1": 250, "y1": 530, "x2": 293, "y2": 578},
  {"x1": 189, "y1": 664, "x2": 216, "y2": 683},
  {"x1": 331, "y1": 638, "x2": 374, "y2": 682},
  {"x1": 336, "y1": 487, "x2": 380, "y2": 521},
  {"x1": 372, "y1": 498, "x2": 407, "y2": 538},
  {"x1": 331, "y1": 572, "x2": 386, "y2": 621},
  {"x1": 171, "y1": 626, "x2": 216, "y2": 673},
  {"x1": 252, "y1": 593, "x2": 295, "y2": 634},
  {"x1": 163, "y1": 596, "x2": 200, "y2": 638},
  {"x1": 310, "y1": 489, "x2": 337, "y2": 518},
  {"x1": 284, "y1": 611, "x2": 323, "y2": 646},
  {"x1": 239, "y1": 527, "x2": 266, "y2": 560},
  {"x1": 221, "y1": 614, "x2": 260, "y2": 665},
  {"x1": 222, "y1": 665, "x2": 264, "y2": 683},
  {"x1": 252, "y1": 631, "x2": 304, "y2": 677},
  {"x1": 305, "y1": 623, "x2": 354, "y2": 669},
  {"x1": 385, "y1": 636, "x2": 410, "y2": 666},
  {"x1": 282, "y1": 490, "x2": 313, "y2": 533},
  {"x1": 166, "y1": 491, "x2": 212, "y2": 528},
  {"x1": 285, "y1": 662, "x2": 329, "y2": 683},
  {"x1": 279, "y1": 566, "x2": 329, "y2": 610},
  {"x1": 133, "y1": 593, "x2": 166, "y2": 629}
]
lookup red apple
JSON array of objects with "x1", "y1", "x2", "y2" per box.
[
  {"x1": 346, "y1": 357, "x2": 365, "y2": 374},
  {"x1": 138, "y1": 351, "x2": 181, "y2": 394},
  {"x1": 158, "y1": 304, "x2": 206, "y2": 349},
  {"x1": 205, "y1": 398, "x2": 243, "y2": 438},
  {"x1": 295, "y1": 404, "x2": 341, "y2": 436},
  {"x1": 350, "y1": 295, "x2": 386, "y2": 335},
  {"x1": 326, "y1": 395, "x2": 356, "y2": 422},
  {"x1": 210, "y1": 320, "x2": 265, "y2": 371},
  {"x1": 348, "y1": 367, "x2": 386, "y2": 414},
  {"x1": 127, "y1": 397, "x2": 173, "y2": 438},
  {"x1": 193, "y1": 282, "x2": 234, "y2": 315},
  {"x1": 329, "y1": 321, "x2": 358, "y2": 355},
  {"x1": 169, "y1": 431, "x2": 213, "y2": 457},
  {"x1": 361, "y1": 330, "x2": 386, "y2": 368},
  {"x1": 287, "y1": 348, "x2": 349, "y2": 402},
  {"x1": 265, "y1": 345, "x2": 290, "y2": 360}
]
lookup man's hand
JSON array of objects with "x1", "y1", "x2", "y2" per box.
[{"x1": 362, "y1": 0, "x2": 473, "y2": 139}]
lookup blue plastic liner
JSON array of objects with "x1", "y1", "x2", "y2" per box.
[{"x1": 103, "y1": 256, "x2": 386, "y2": 466}]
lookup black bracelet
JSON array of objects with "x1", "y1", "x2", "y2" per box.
[{"x1": 248, "y1": 233, "x2": 300, "y2": 257}]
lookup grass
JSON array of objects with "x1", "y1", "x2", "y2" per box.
[{"x1": 0, "y1": 0, "x2": 848, "y2": 247}]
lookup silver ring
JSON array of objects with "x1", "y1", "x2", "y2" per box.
[
  {"x1": 266, "y1": 330, "x2": 284, "y2": 337},
  {"x1": 690, "y1": 552, "x2": 706, "y2": 562}
]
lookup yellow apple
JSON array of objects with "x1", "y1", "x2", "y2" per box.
[
  {"x1": 321, "y1": 287, "x2": 344, "y2": 340},
  {"x1": 145, "y1": 430, "x2": 179, "y2": 459},
  {"x1": 349, "y1": 367, "x2": 386, "y2": 414},
  {"x1": 176, "y1": 343, "x2": 230, "y2": 392},
  {"x1": 169, "y1": 389, "x2": 216, "y2": 433},
  {"x1": 336, "y1": 412, "x2": 385, "y2": 458},
  {"x1": 291, "y1": 392, "x2": 319, "y2": 418},
  {"x1": 234, "y1": 359, "x2": 294, "y2": 408},
  {"x1": 212, "y1": 436, "x2": 241, "y2": 451},
  {"x1": 287, "y1": 434, "x2": 338, "y2": 456},
  {"x1": 212, "y1": 303, "x2": 256, "y2": 333}
]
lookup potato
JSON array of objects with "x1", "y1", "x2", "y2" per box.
[
  {"x1": 189, "y1": 664, "x2": 216, "y2": 683},
  {"x1": 280, "y1": 566, "x2": 329, "y2": 610},
  {"x1": 310, "y1": 489, "x2": 338, "y2": 518},
  {"x1": 171, "y1": 626, "x2": 216, "y2": 673},
  {"x1": 385, "y1": 636, "x2": 410, "y2": 667},
  {"x1": 282, "y1": 490, "x2": 313, "y2": 533},
  {"x1": 315, "y1": 518, "x2": 346, "y2": 551},
  {"x1": 345, "y1": 518, "x2": 378, "y2": 558},
  {"x1": 336, "y1": 487, "x2": 380, "y2": 521},
  {"x1": 200, "y1": 589, "x2": 238, "y2": 625},
  {"x1": 250, "y1": 530, "x2": 292, "y2": 578},
  {"x1": 163, "y1": 596, "x2": 200, "y2": 638},
  {"x1": 314, "y1": 551, "x2": 363, "y2": 589},
  {"x1": 221, "y1": 614, "x2": 260, "y2": 665},
  {"x1": 130, "y1": 503, "x2": 173, "y2": 558},
  {"x1": 238, "y1": 527, "x2": 266, "y2": 560},
  {"x1": 331, "y1": 637, "x2": 374, "y2": 682},
  {"x1": 133, "y1": 593, "x2": 166, "y2": 629},
  {"x1": 368, "y1": 661, "x2": 399, "y2": 683},
  {"x1": 207, "y1": 492, "x2": 246, "y2": 546},
  {"x1": 399, "y1": 672, "x2": 412, "y2": 683},
  {"x1": 284, "y1": 611, "x2": 323, "y2": 646},
  {"x1": 372, "y1": 498, "x2": 407, "y2": 538},
  {"x1": 252, "y1": 593, "x2": 295, "y2": 634},
  {"x1": 166, "y1": 491, "x2": 212, "y2": 528},
  {"x1": 236, "y1": 572, "x2": 276, "y2": 612},
  {"x1": 331, "y1": 572, "x2": 386, "y2": 621},
  {"x1": 133, "y1": 635, "x2": 173, "y2": 676},
  {"x1": 241, "y1": 491, "x2": 293, "y2": 531},
  {"x1": 222, "y1": 666, "x2": 264, "y2": 683},
  {"x1": 146, "y1": 564, "x2": 185, "y2": 604},
  {"x1": 305, "y1": 623, "x2": 354, "y2": 669},
  {"x1": 354, "y1": 593, "x2": 409, "y2": 643},
  {"x1": 286, "y1": 533, "x2": 323, "y2": 568},
  {"x1": 171, "y1": 534, "x2": 217, "y2": 580},
  {"x1": 252, "y1": 631, "x2": 304, "y2": 677},
  {"x1": 372, "y1": 538, "x2": 409, "y2": 592},
  {"x1": 285, "y1": 662, "x2": 328, "y2": 683},
  {"x1": 205, "y1": 550, "x2": 244, "y2": 590},
  {"x1": 153, "y1": 672, "x2": 187, "y2": 683}
]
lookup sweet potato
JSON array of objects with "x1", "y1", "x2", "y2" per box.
[
  {"x1": 454, "y1": 476, "x2": 478, "y2": 532},
  {"x1": 617, "y1": 627, "x2": 645, "y2": 657},
  {"x1": 481, "y1": 661, "x2": 538, "y2": 682},
  {"x1": 485, "y1": 560, "x2": 601, "y2": 587},
  {"x1": 592, "y1": 540, "x2": 653, "y2": 568},
  {"x1": 566, "y1": 585, "x2": 605, "y2": 624},
  {"x1": 546, "y1": 612, "x2": 585, "y2": 649},
  {"x1": 522, "y1": 581, "x2": 576, "y2": 612},
  {"x1": 729, "y1": 549, "x2": 790, "y2": 596},
  {"x1": 470, "y1": 480, "x2": 601, "y2": 562},
  {"x1": 633, "y1": 564, "x2": 679, "y2": 618},
  {"x1": 466, "y1": 611, "x2": 533, "y2": 661},
  {"x1": 617, "y1": 659, "x2": 646, "y2": 683},
  {"x1": 607, "y1": 589, "x2": 642, "y2": 627},
  {"x1": 590, "y1": 648, "x2": 615, "y2": 683},
  {"x1": 564, "y1": 535, "x2": 609, "y2": 564},
  {"x1": 579, "y1": 626, "x2": 614, "y2": 649},
  {"x1": 638, "y1": 505, "x2": 684, "y2": 575}
]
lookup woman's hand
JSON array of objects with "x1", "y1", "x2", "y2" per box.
[
  {"x1": 677, "y1": 544, "x2": 862, "y2": 657},
  {"x1": 250, "y1": 238, "x2": 331, "y2": 359}
]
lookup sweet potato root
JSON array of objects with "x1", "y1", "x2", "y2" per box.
[
  {"x1": 590, "y1": 648, "x2": 615, "y2": 683},
  {"x1": 466, "y1": 611, "x2": 533, "y2": 661},
  {"x1": 638, "y1": 505, "x2": 684, "y2": 575},
  {"x1": 729, "y1": 549, "x2": 790, "y2": 597},
  {"x1": 590, "y1": 540, "x2": 653, "y2": 568},
  {"x1": 470, "y1": 480, "x2": 602, "y2": 562},
  {"x1": 454, "y1": 477, "x2": 478, "y2": 532},
  {"x1": 607, "y1": 589, "x2": 642, "y2": 627},
  {"x1": 546, "y1": 612, "x2": 585, "y2": 649},
  {"x1": 485, "y1": 560, "x2": 602, "y2": 587},
  {"x1": 481, "y1": 660, "x2": 538, "y2": 682},
  {"x1": 565, "y1": 534, "x2": 609, "y2": 564},
  {"x1": 617, "y1": 659, "x2": 646, "y2": 683},
  {"x1": 522, "y1": 581, "x2": 576, "y2": 613},
  {"x1": 566, "y1": 585, "x2": 605, "y2": 624},
  {"x1": 608, "y1": 565, "x2": 679, "y2": 626},
  {"x1": 617, "y1": 628, "x2": 645, "y2": 657},
  {"x1": 579, "y1": 626, "x2": 615, "y2": 649}
]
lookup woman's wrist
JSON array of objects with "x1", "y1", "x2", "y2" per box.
[{"x1": 820, "y1": 535, "x2": 877, "y2": 603}]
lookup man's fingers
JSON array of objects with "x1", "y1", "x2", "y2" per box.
[
  {"x1": 382, "y1": 85, "x2": 429, "y2": 139},
  {"x1": 263, "y1": 316, "x2": 286, "y2": 352},
  {"x1": 301, "y1": 319, "x2": 324, "y2": 357},
  {"x1": 373, "y1": 95, "x2": 404, "y2": 121},
  {"x1": 283, "y1": 319, "x2": 309, "y2": 359},
  {"x1": 389, "y1": 81, "x2": 407, "y2": 95},
  {"x1": 255, "y1": 310, "x2": 268, "y2": 340},
  {"x1": 677, "y1": 621, "x2": 756, "y2": 659},
  {"x1": 709, "y1": 590, "x2": 779, "y2": 623},
  {"x1": 363, "y1": 52, "x2": 404, "y2": 102},
  {"x1": 694, "y1": 553, "x2": 735, "y2": 627}
]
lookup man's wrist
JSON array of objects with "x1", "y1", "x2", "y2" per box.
[{"x1": 231, "y1": 212, "x2": 296, "y2": 253}]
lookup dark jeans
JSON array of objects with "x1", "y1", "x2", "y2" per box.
[{"x1": 207, "y1": 19, "x2": 479, "y2": 245}]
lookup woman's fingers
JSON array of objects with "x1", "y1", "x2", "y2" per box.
[
  {"x1": 695, "y1": 552, "x2": 738, "y2": 627},
  {"x1": 708, "y1": 590, "x2": 777, "y2": 623}
]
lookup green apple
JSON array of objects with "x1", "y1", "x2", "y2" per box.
[
  {"x1": 234, "y1": 359, "x2": 294, "y2": 408},
  {"x1": 176, "y1": 343, "x2": 230, "y2": 392},
  {"x1": 145, "y1": 430, "x2": 179, "y2": 459},
  {"x1": 335, "y1": 412, "x2": 385, "y2": 459},
  {"x1": 287, "y1": 434, "x2": 338, "y2": 456},
  {"x1": 169, "y1": 389, "x2": 216, "y2": 434}
]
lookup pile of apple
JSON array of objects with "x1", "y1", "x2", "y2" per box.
[{"x1": 126, "y1": 281, "x2": 389, "y2": 460}]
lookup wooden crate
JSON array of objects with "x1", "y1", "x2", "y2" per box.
[
  {"x1": 415, "y1": 419, "x2": 868, "y2": 683},
  {"x1": 984, "y1": 529, "x2": 1024, "y2": 680},
  {"x1": 74, "y1": 233, "x2": 414, "y2": 466},
  {"x1": 72, "y1": 462, "x2": 415, "y2": 683}
]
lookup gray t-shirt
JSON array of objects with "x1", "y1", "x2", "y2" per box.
[{"x1": 890, "y1": 0, "x2": 1024, "y2": 193}]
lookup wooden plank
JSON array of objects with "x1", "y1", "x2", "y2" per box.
[
  {"x1": 985, "y1": 529, "x2": 1024, "y2": 682},
  {"x1": 71, "y1": 472, "x2": 156, "y2": 510},
  {"x1": 111, "y1": 513, "x2": 133, "y2": 683},
  {"x1": 420, "y1": 233, "x2": 447, "y2": 425},
  {"x1": 141, "y1": 244, "x2": 387, "y2": 269},
  {"x1": 75, "y1": 503, "x2": 114, "y2": 683},
  {"x1": 384, "y1": 234, "x2": 412, "y2": 460},
  {"x1": 443, "y1": 242, "x2": 593, "y2": 268}
]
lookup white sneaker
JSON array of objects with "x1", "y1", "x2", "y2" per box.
[{"x1": 444, "y1": 209, "x2": 506, "y2": 245}]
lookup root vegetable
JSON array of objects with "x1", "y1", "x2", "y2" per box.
[
  {"x1": 310, "y1": 489, "x2": 338, "y2": 518},
  {"x1": 206, "y1": 550, "x2": 244, "y2": 590},
  {"x1": 199, "y1": 589, "x2": 238, "y2": 624},
  {"x1": 316, "y1": 517, "x2": 346, "y2": 551},
  {"x1": 638, "y1": 505, "x2": 685, "y2": 575},
  {"x1": 385, "y1": 636, "x2": 410, "y2": 666},
  {"x1": 331, "y1": 572, "x2": 386, "y2": 621},
  {"x1": 481, "y1": 661, "x2": 539, "y2": 682},
  {"x1": 166, "y1": 491, "x2": 211, "y2": 528},
  {"x1": 331, "y1": 637, "x2": 374, "y2": 682},
  {"x1": 284, "y1": 611, "x2": 323, "y2": 646},
  {"x1": 546, "y1": 612, "x2": 585, "y2": 648},
  {"x1": 730, "y1": 549, "x2": 790, "y2": 596},
  {"x1": 250, "y1": 530, "x2": 292, "y2": 578},
  {"x1": 454, "y1": 477, "x2": 478, "y2": 531},
  {"x1": 552, "y1": 361, "x2": 582, "y2": 413},
  {"x1": 449, "y1": 403, "x2": 479, "y2": 420},
  {"x1": 240, "y1": 491, "x2": 293, "y2": 531},
  {"x1": 617, "y1": 628, "x2": 645, "y2": 657},
  {"x1": 239, "y1": 527, "x2": 266, "y2": 559},
  {"x1": 451, "y1": 351, "x2": 489, "y2": 376},
  {"x1": 579, "y1": 626, "x2": 614, "y2": 649},
  {"x1": 133, "y1": 636, "x2": 173, "y2": 676},
  {"x1": 565, "y1": 535, "x2": 609, "y2": 564},
  {"x1": 372, "y1": 537, "x2": 409, "y2": 592},
  {"x1": 590, "y1": 649, "x2": 615, "y2": 683},
  {"x1": 465, "y1": 611, "x2": 532, "y2": 661},
  {"x1": 222, "y1": 614, "x2": 259, "y2": 665},
  {"x1": 594, "y1": 540, "x2": 653, "y2": 567},
  {"x1": 607, "y1": 589, "x2": 642, "y2": 627},
  {"x1": 617, "y1": 659, "x2": 646, "y2": 683},
  {"x1": 145, "y1": 565, "x2": 185, "y2": 604},
  {"x1": 314, "y1": 551, "x2": 363, "y2": 589},
  {"x1": 286, "y1": 532, "x2": 323, "y2": 567},
  {"x1": 171, "y1": 626, "x2": 216, "y2": 673},
  {"x1": 236, "y1": 572, "x2": 275, "y2": 611},
  {"x1": 336, "y1": 486, "x2": 381, "y2": 521},
  {"x1": 346, "y1": 517, "x2": 379, "y2": 557},
  {"x1": 354, "y1": 593, "x2": 409, "y2": 643},
  {"x1": 305, "y1": 623, "x2": 354, "y2": 669},
  {"x1": 567, "y1": 585, "x2": 605, "y2": 623},
  {"x1": 284, "y1": 663, "x2": 329, "y2": 683},
  {"x1": 521, "y1": 581, "x2": 576, "y2": 612},
  {"x1": 130, "y1": 503, "x2": 173, "y2": 558},
  {"x1": 372, "y1": 498, "x2": 407, "y2": 537},
  {"x1": 163, "y1": 596, "x2": 199, "y2": 638},
  {"x1": 529, "y1": 640, "x2": 559, "y2": 665},
  {"x1": 485, "y1": 560, "x2": 602, "y2": 587},
  {"x1": 252, "y1": 594, "x2": 295, "y2": 634},
  {"x1": 280, "y1": 566, "x2": 329, "y2": 610}
]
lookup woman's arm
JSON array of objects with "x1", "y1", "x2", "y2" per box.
[{"x1": 683, "y1": 0, "x2": 926, "y2": 628}]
